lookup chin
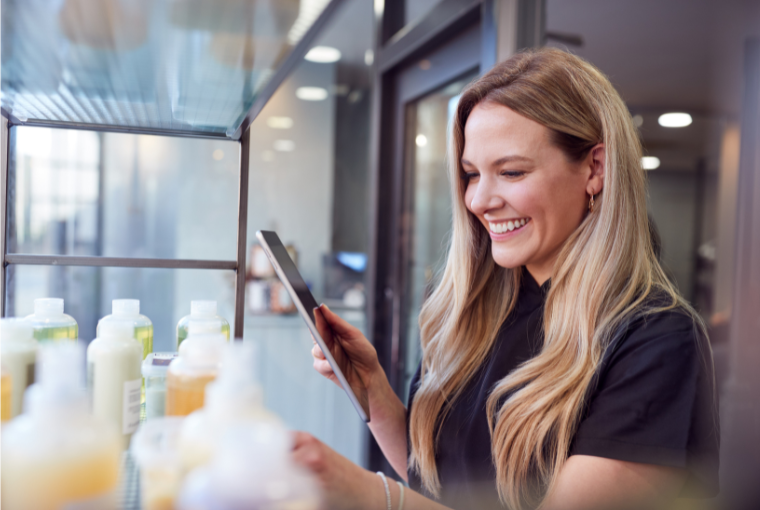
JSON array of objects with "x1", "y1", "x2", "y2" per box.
[{"x1": 490, "y1": 249, "x2": 529, "y2": 270}]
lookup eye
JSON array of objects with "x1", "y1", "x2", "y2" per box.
[
  {"x1": 462, "y1": 172, "x2": 480, "y2": 182},
  {"x1": 500, "y1": 170, "x2": 525, "y2": 178}
]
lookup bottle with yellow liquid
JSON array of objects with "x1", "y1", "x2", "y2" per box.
[
  {"x1": 176, "y1": 300, "x2": 231, "y2": 349},
  {"x1": 1, "y1": 343, "x2": 121, "y2": 510},
  {"x1": 24, "y1": 298, "x2": 78, "y2": 343},
  {"x1": 97, "y1": 299, "x2": 153, "y2": 360},
  {"x1": 1, "y1": 364, "x2": 11, "y2": 422},
  {"x1": 165, "y1": 321, "x2": 225, "y2": 417},
  {"x1": 0, "y1": 318, "x2": 38, "y2": 418}
]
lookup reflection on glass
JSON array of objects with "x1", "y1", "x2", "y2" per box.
[
  {"x1": 403, "y1": 76, "x2": 474, "y2": 400},
  {"x1": 10, "y1": 126, "x2": 239, "y2": 260}
]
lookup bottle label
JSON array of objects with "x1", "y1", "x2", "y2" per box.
[
  {"x1": 123, "y1": 379, "x2": 141, "y2": 434},
  {"x1": 152, "y1": 353, "x2": 178, "y2": 366}
]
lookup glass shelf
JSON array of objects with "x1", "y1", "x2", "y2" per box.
[{"x1": 1, "y1": 0, "x2": 331, "y2": 138}]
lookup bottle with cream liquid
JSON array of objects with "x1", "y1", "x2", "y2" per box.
[
  {"x1": 1, "y1": 364, "x2": 11, "y2": 422},
  {"x1": 24, "y1": 298, "x2": 78, "y2": 343},
  {"x1": 176, "y1": 300, "x2": 231, "y2": 349},
  {"x1": 97, "y1": 299, "x2": 154, "y2": 360},
  {"x1": 178, "y1": 341, "x2": 279, "y2": 471},
  {"x1": 1, "y1": 343, "x2": 121, "y2": 510},
  {"x1": 0, "y1": 318, "x2": 38, "y2": 418},
  {"x1": 165, "y1": 321, "x2": 226, "y2": 417},
  {"x1": 87, "y1": 320, "x2": 143, "y2": 450}
]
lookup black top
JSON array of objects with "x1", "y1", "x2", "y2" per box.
[{"x1": 407, "y1": 269, "x2": 719, "y2": 509}]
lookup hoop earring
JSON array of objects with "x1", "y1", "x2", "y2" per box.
[{"x1": 588, "y1": 194, "x2": 596, "y2": 213}]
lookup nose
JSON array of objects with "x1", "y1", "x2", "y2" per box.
[{"x1": 468, "y1": 175, "x2": 505, "y2": 215}]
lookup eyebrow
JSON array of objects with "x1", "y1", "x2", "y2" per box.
[{"x1": 460, "y1": 155, "x2": 534, "y2": 167}]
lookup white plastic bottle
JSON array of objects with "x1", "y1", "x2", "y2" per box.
[
  {"x1": 1, "y1": 343, "x2": 121, "y2": 510},
  {"x1": 130, "y1": 416, "x2": 185, "y2": 510},
  {"x1": 24, "y1": 297, "x2": 78, "y2": 343},
  {"x1": 176, "y1": 300, "x2": 231, "y2": 349},
  {"x1": 97, "y1": 299, "x2": 154, "y2": 360},
  {"x1": 87, "y1": 320, "x2": 143, "y2": 450},
  {"x1": 0, "y1": 318, "x2": 38, "y2": 418},
  {"x1": 176, "y1": 422, "x2": 321, "y2": 510},
  {"x1": 165, "y1": 321, "x2": 226, "y2": 417},
  {"x1": 178, "y1": 341, "x2": 280, "y2": 471}
]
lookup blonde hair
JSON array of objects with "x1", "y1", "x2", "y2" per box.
[{"x1": 408, "y1": 48, "x2": 705, "y2": 508}]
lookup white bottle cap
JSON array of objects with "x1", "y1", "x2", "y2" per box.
[
  {"x1": 25, "y1": 342, "x2": 88, "y2": 414},
  {"x1": 113, "y1": 299, "x2": 140, "y2": 315},
  {"x1": 206, "y1": 342, "x2": 262, "y2": 412},
  {"x1": 187, "y1": 319, "x2": 222, "y2": 336},
  {"x1": 34, "y1": 298, "x2": 64, "y2": 316},
  {"x1": 99, "y1": 320, "x2": 135, "y2": 339},
  {"x1": 181, "y1": 334, "x2": 226, "y2": 368},
  {"x1": 190, "y1": 300, "x2": 217, "y2": 316},
  {"x1": 1, "y1": 317, "x2": 34, "y2": 341}
]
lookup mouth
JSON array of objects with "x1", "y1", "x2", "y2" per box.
[{"x1": 487, "y1": 218, "x2": 530, "y2": 237}]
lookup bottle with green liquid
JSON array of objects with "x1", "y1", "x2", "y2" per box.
[
  {"x1": 24, "y1": 298, "x2": 78, "y2": 343},
  {"x1": 176, "y1": 300, "x2": 230, "y2": 349},
  {"x1": 97, "y1": 299, "x2": 153, "y2": 361}
]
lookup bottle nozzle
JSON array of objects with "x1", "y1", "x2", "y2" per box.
[
  {"x1": 113, "y1": 299, "x2": 140, "y2": 315},
  {"x1": 34, "y1": 298, "x2": 64, "y2": 316},
  {"x1": 190, "y1": 300, "x2": 218, "y2": 316}
]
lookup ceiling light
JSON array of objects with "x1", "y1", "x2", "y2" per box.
[
  {"x1": 632, "y1": 114, "x2": 643, "y2": 127},
  {"x1": 296, "y1": 86, "x2": 328, "y2": 101},
  {"x1": 365, "y1": 49, "x2": 374, "y2": 66},
  {"x1": 658, "y1": 112, "x2": 692, "y2": 128},
  {"x1": 641, "y1": 156, "x2": 660, "y2": 170},
  {"x1": 212, "y1": 149, "x2": 224, "y2": 161},
  {"x1": 267, "y1": 116, "x2": 293, "y2": 129},
  {"x1": 305, "y1": 46, "x2": 341, "y2": 63},
  {"x1": 274, "y1": 140, "x2": 295, "y2": 152},
  {"x1": 416, "y1": 134, "x2": 428, "y2": 147}
]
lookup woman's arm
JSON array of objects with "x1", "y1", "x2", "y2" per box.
[
  {"x1": 541, "y1": 455, "x2": 687, "y2": 510},
  {"x1": 311, "y1": 304, "x2": 409, "y2": 479}
]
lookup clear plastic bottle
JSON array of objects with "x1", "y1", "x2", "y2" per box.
[
  {"x1": 178, "y1": 341, "x2": 280, "y2": 471},
  {"x1": 97, "y1": 299, "x2": 154, "y2": 360},
  {"x1": 87, "y1": 320, "x2": 143, "y2": 450},
  {"x1": 142, "y1": 353, "x2": 178, "y2": 420},
  {"x1": 130, "y1": 416, "x2": 185, "y2": 510},
  {"x1": 0, "y1": 318, "x2": 38, "y2": 418},
  {"x1": 176, "y1": 422, "x2": 321, "y2": 510},
  {"x1": 176, "y1": 300, "x2": 231, "y2": 349},
  {"x1": 24, "y1": 298, "x2": 78, "y2": 343},
  {"x1": 1, "y1": 343, "x2": 121, "y2": 510},
  {"x1": 165, "y1": 321, "x2": 226, "y2": 417}
]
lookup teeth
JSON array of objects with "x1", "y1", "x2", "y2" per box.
[
  {"x1": 507, "y1": 221, "x2": 514, "y2": 231},
  {"x1": 489, "y1": 218, "x2": 528, "y2": 233}
]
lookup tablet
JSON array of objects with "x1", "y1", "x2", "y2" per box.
[{"x1": 255, "y1": 230, "x2": 370, "y2": 422}]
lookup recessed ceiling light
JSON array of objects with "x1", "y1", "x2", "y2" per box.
[
  {"x1": 658, "y1": 112, "x2": 692, "y2": 128},
  {"x1": 274, "y1": 140, "x2": 295, "y2": 152},
  {"x1": 305, "y1": 46, "x2": 341, "y2": 63},
  {"x1": 212, "y1": 149, "x2": 224, "y2": 161},
  {"x1": 296, "y1": 87, "x2": 328, "y2": 101},
  {"x1": 267, "y1": 116, "x2": 293, "y2": 129},
  {"x1": 416, "y1": 134, "x2": 428, "y2": 147},
  {"x1": 365, "y1": 49, "x2": 374, "y2": 66},
  {"x1": 641, "y1": 156, "x2": 660, "y2": 170},
  {"x1": 632, "y1": 114, "x2": 643, "y2": 127}
]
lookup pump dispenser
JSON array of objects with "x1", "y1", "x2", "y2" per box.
[
  {"x1": 24, "y1": 298, "x2": 78, "y2": 342},
  {"x1": 178, "y1": 342, "x2": 279, "y2": 471},
  {"x1": 0, "y1": 318, "x2": 38, "y2": 418},
  {"x1": 177, "y1": 422, "x2": 320, "y2": 510},
  {"x1": 176, "y1": 300, "x2": 231, "y2": 348},
  {"x1": 88, "y1": 320, "x2": 143, "y2": 450},
  {"x1": 165, "y1": 320, "x2": 226, "y2": 417},
  {"x1": 98, "y1": 299, "x2": 154, "y2": 360},
  {"x1": 1, "y1": 343, "x2": 121, "y2": 509}
]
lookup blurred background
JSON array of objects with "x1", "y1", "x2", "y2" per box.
[{"x1": 2, "y1": 0, "x2": 759, "y2": 507}]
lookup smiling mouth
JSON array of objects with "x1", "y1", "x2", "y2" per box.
[{"x1": 488, "y1": 218, "x2": 529, "y2": 234}]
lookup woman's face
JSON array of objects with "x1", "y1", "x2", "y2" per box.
[{"x1": 462, "y1": 102, "x2": 603, "y2": 284}]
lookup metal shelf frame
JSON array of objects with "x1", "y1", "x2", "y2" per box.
[{"x1": 0, "y1": 0, "x2": 347, "y2": 338}]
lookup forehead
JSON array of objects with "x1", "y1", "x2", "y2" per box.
[{"x1": 462, "y1": 103, "x2": 549, "y2": 161}]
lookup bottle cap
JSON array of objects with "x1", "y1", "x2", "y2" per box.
[
  {"x1": 113, "y1": 299, "x2": 140, "y2": 315},
  {"x1": 34, "y1": 298, "x2": 64, "y2": 316},
  {"x1": 181, "y1": 334, "x2": 226, "y2": 368},
  {"x1": 99, "y1": 320, "x2": 135, "y2": 339},
  {"x1": 190, "y1": 300, "x2": 217, "y2": 316},
  {"x1": 25, "y1": 342, "x2": 88, "y2": 414},
  {"x1": 1, "y1": 317, "x2": 34, "y2": 342},
  {"x1": 206, "y1": 341, "x2": 262, "y2": 411},
  {"x1": 187, "y1": 319, "x2": 223, "y2": 336}
]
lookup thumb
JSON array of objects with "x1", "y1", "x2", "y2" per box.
[{"x1": 318, "y1": 304, "x2": 359, "y2": 337}]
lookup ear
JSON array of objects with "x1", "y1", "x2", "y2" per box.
[{"x1": 585, "y1": 143, "x2": 605, "y2": 196}]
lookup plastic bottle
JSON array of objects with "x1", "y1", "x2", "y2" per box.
[
  {"x1": 165, "y1": 321, "x2": 226, "y2": 417},
  {"x1": 176, "y1": 300, "x2": 231, "y2": 349},
  {"x1": 178, "y1": 341, "x2": 279, "y2": 471},
  {"x1": 1, "y1": 343, "x2": 121, "y2": 510},
  {"x1": 1, "y1": 364, "x2": 11, "y2": 422},
  {"x1": 87, "y1": 320, "x2": 143, "y2": 450},
  {"x1": 131, "y1": 416, "x2": 185, "y2": 510},
  {"x1": 0, "y1": 318, "x2": 38, "y2": 418},
  {"x1": 97, "y1": 299, "x2": 154, "y2": 360},
  {"x1": 176, "y1": 422, "x2": 321, "y2": 510},
  {"x1": 24, "y1": 297, "x2": 78, "y2": 343},
  {"x1": 143, "y1": 352, "x2": 178, "y2": 420}
]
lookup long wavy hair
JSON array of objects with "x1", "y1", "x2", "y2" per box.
[{"x1": 407, "y1": 48, "x2": 705, "y2": 509}]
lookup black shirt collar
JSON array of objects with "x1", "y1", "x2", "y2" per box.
[{"x1": 518, "y1": 267, "x2": 551, "y2": 312}]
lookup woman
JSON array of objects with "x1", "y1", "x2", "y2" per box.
[{"x1": 293, "y1": 48, "x2": 719, "y2": 510}]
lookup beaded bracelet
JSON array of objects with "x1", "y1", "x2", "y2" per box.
[
  {"x1": 395, "y1": 480, "x2": 405, "y2": 510},
  {"x1": 376, "y1": 471, "x2": 391, "y2": 510}
]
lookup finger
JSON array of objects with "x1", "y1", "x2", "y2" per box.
[
  {"x1": 313, "y1": 307, "x2": 335, "y2": 348},
  {"x1": 313, "y1": 358, "x2": 335, "y2": 378},
  {"x1": 311, "y1": 343, "x2": 326, "y2": 359},
  {"x1": 318, "y1": 304, "x2": 361, "y2": 337},
  {"x1": 291, "y1": 431, "x2": 313, "y2": 450}
]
